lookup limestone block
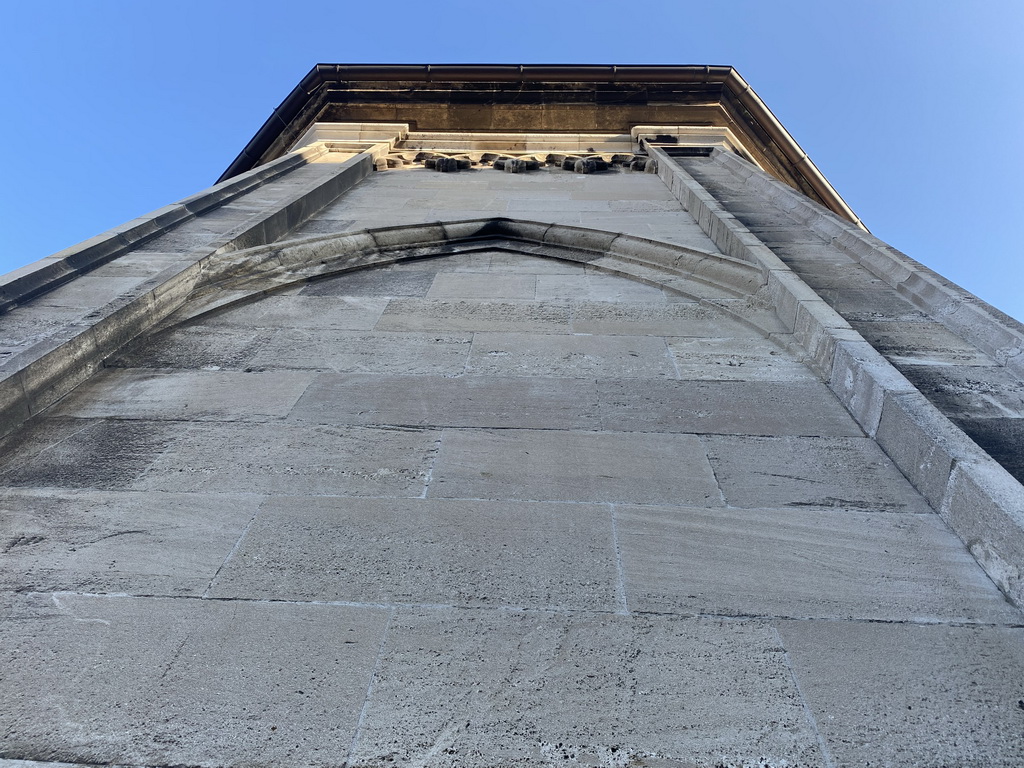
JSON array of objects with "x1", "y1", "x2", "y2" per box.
[
  {"x1": 790, "y1": 297, "x2": 860, "y2": 379},
  {"x1": 0, "y1": 417, "x2": 180, "y2": 491},
  {"x1": 597, "y1": 379, "x2": 862, "y2": 437},
  {"x1": 429, "y1": 428, "x2": 721, "y2": 506},
  {"x1": 130, "y1": 421, "x2": 439, "y2": 497},
  {"x1": 568, "y1": 301, "x2": 751, "y2": 338},
  {"x1": 290, "y1": 373, "x2": 601, "y2": 431},
  {"x1": 535, "y1": 273, "x2": 666, "y2": 302},
  {"x1": 874, "y1": 390, "x2": 981, "y2": 511},
  {"x1": 896, "y1": 363, "x2": 1024, "y2": 420},
  {"x1": 703, "y1": 434, "x2": 933, "y2": 512},
  {"x1": 942, "y1": 459, "x2": 1024, "y2": 605},
  {"x1": 347, "y1": 610, "x2": 824, "y2": 767},
  {"x1": 667, "y1": 337, "x2": 818, "y2": 381},
  {"x1": 249, "y1": 329, "x2": 473, "y2": 376},
  {"x1": 952, "y1": 416, "x2": 1024, "y2": 483},
  {"x1": 301, "y1": 268, "x2": 435, "y2": 298},
  {"x1": 540, "y1": 225, "x2": 621, "y2": 255},
  {"x1": 829, "y1": 340, "x2": 917, "y2": 436},
  {"x1": 51, "y1": 369, "x2": 316, "y2": 422},
  {"x1": 778, "y1": 621, "x2": 1024, "y2": 766},
  {"x1": 0, "y1": 490, "x2": 262, "y2": 595},
  {"x1": 855, "y1": 320, "x2": 993, "y2": 367},
  {"x1": 210, "y1": 497, "x2": 618, "y2": 610},
  {"x1": 819, "y1": 287, "x2": 928, "y2": 322},
  {"x1": 426, "y1": 273, "x2": 536, "y2": 300},
  {"x1": 0, "y1": 593, "x2": 388, "y2": 766},
  {"x1": 375, "y1": 298, "x2": 572, "y2": 334},
  {"x1": 616, "y1": 504, "x2": 1017, "y2": 622},
  {"x1": 467, "y1": 331, "x2": 677, "y2": 379}
]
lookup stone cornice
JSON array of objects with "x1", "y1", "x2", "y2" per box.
[{"x1": 218, "y1": 64, "x2": 862, "y2": 228}]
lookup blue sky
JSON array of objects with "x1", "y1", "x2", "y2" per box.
[{"x1": 3, "y1": 1, "x2": 1022, "y2": 321}]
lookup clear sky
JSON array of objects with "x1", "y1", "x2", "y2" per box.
[{"x1": 3, "y1": 0, "x2": 1022, "y2": 321}]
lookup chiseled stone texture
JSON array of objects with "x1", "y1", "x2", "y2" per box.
[
  {"x1": 347, "y1": 609, "x2": 825, "y2": 767},
  {"x1": 2, "y1": 241, "x2": 1021, "y2": 768},
  {"x1": 0, "y1": 592, "x2": 388, "y2": 767}
]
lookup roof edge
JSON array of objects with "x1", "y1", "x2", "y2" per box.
[{"x1": 217, "y1": 64, "x2": 862, "y2": 227}]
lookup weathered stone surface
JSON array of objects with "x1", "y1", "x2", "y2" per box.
[
  {"x1": 3, "y1": 115, "x2": 1023, "y2": 768},
  {"x1": 951, "y1": 416, "x2": 1024, "y2": 483},
  {"x1": 375, "y1": 298, "x2": 572, "y2": 333},
  {"x1": 666, "y1": 336, "x2": 818, "y2": 380},
  {"x1": 703, "y1": 435, "x2": 935, "y2": 511},
  {"x1": 201, "y1": 294, "x2": 392, "y2": 328},
  {"x1": 569, "y1": 301, "x2": 750, "y2": 337},
  {"x1": 467, "y1": 332, "x2": 677, "y2": 378},
  {"x1": 778, "y1": 621, "x2": 1024, "y2": 766},
  {"x1": 0, "y1": 417, "x2": 179, "y2": 490},
  {"x1": 131, "y1": 422, "x2": 439, "y2": 497},
  {"x1": 0, "y1": 592, "x2": 388, "y2": 766},
  {"x1": 597, "y1": 379, "x2": 862, "y2": 436},
  {"x1": 290, "y1": 373, "x2": 601, "y2": 430},
  {"x1": 250, "y1": 329, "x2": 473, "y2": 374},
  {"x1": 0, "y1": 490, "x2": 261, "y2": 595},
  {"x1": 856, "y1": 319, "x2": 995, "y2": 366},
  {"x1": 535, "y1": 273, "x2": 667, "y2": 301},
  {"x1": 52, "y1": 369, "x2": 316, "y2": 421},
  {"x1": 429, "y1": 428, "x2": 722, "y2": 506},
  {"x1": 426, "y1": 273, "x2": 537, "y2": 300},
  {"x1": 299, "y1": 268, "x2": 436, "y2": 297},
  {"x1": 106, "y1": 325, "x2": 276, "y2": 369},
  {"x1": 900, "y1": 363, "x2": 1024, "y2": 419},
  {"x1": 615, "y1": 504, "x2": 1018, "y2": 622},
  {"x1": 348, "y1": 609, "x2": 824, "y2": 767},
  {"x1": 210, "y1": 497, "x2": 619, "y2": 610}
]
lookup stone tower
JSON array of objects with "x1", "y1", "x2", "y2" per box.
[{"x1": 1, "y1": 65, "x2": 1022, "y2": 767}]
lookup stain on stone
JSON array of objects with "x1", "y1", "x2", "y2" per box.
[
  {"x1": 951, "y1": 416, "x2": 1024, "y2": 484},
  {"x1": 107, "y1": 327, "x2": 274, "y2": 370},
  {"x1": 0, "y1": 418, "x2": 178, "y2": 490}
]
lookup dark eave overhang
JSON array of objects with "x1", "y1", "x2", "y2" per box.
[{"x1": 219, "y1": 64, "x2": 862, "y2": 227}]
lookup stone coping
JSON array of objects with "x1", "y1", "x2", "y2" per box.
[
  {"x1": 649, "y1": 143, "x2": 1024, "y2": 607},
  {"x1": 709, "y1": 148, "x2": 1024, "y2": 379},
  {"x1": 0, "y1": 143, "x2": 336, "y2": 315},
  {"x1": 0, "y1": 151, "x2": 374, "y2": 440}
]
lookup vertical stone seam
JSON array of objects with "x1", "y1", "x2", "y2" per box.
[
  {"x1": 696, "y1": 434, "x2": 729, "y2": 508},
  {"x1": 609, "y1": 504, "x2": 630, "y2": 616},
  {"x1": 345, "y1": 608, "x2": 397, "y2": 767},
  {"x1": 420, "y1": 431, "x2": 444, "y2": 500},
  {"x1": 771, "y1": 624, "x2": 837, "y2": 768},
  {"x1": 202, "y1": 503, "x2": 264, "y2": 599}
]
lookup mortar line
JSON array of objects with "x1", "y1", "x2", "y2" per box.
[{"x1": 34, "y1": 591, "x2": 1023, "y2": 629}]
